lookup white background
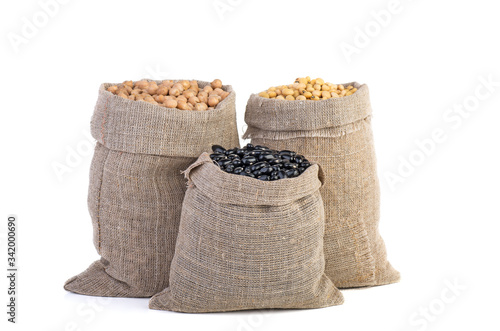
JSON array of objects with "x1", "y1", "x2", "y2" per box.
[{"x1": 2, "y1": 0, "x2": 500, "y2": 330}]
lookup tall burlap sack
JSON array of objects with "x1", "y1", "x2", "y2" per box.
[
  {"x1": 149, "y1": 153, "x2": 344, "y2": 313},
  {"x1": 243, "y1": 82, "x2": 399, "y2": 288},
  {"x1": 64, "y1": 80, "x2": 239, "y2": 297}
]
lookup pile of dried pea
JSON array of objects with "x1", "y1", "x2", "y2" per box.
[
  {"x1": 107, "y1": 79, "x2": 229, "y2": 111},
  {"x1": 258, "y1": 77, "x2": 357, "y2": 101}
]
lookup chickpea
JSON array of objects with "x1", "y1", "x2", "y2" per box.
[
  {"x1": 213, "y1": 88, "x2": 224, "y2": 96},
  {"x1": 135, "y1": 80, "x2": 149, "y2": 89},
  {"x1": 177, "y1": 101, "x2": 190, "y2": 110},
  {"x1": 146, "y1": 82, "x2": 159, "y2": 95},
  {"x1": 155, "y1": 95, "x2": 166, "y2": 103},
  {"x1": 194, "y1": 103, "x2": 208, "y2": 111},
  {"x1": 107, "y1": 85, "x2": 118, "y2": 93},
  {"x1": 156, "y1": 86, "x2": 169, "y2": 95},
  {"x1": 172, "y1": 83, "x2": 184, "y2": 91},
  {"x1": 183, "y1": 90, "x2": 196, "y2": 99},
  {"x1": 198, "y1": 92, "x2": 208, "y2": 103},
  {"x1": 180, "y1": 80, "x2": 190, "y2": 90},
  {"x1": 211, "y1": 79, "x2": 223, "y2": 89},
  {"x1": 164, "y1": 99, "x2": 178, "y2": 108},
  {"x1": 208, "y1": 96, "x2": 220, "y2": 107},
  {"x1": 169, "y1": 88, "x2": 181, "y2": 97},
  {"x1": 188, "y1": 96, "x2": 200, "y2": 106},
  {"x1": 160, "y1": 80, "x2": 174, "y2": 88},
  {"x1": 190, "y1": 80, "x2": 199, "y2": 91},
  {"x1": 207, "y1": 107, "x2": 215, "y2": 110},
  {"x1": 107, "y1": 79, "x2": 228, "y2": 110}
]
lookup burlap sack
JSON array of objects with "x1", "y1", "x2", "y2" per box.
[
  {"x1": 243, "y1": 82, "x2": 399, "y2": 288},
  {"x1": 149, "y1": 153, "x2": 344, "y2": 312},
  {"x1": 64, "y1": 80, "x2": 239, "y2": 297}
]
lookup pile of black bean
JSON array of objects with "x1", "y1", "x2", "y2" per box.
[{"x1": 210, "y1": 144, "x2": 311, "y2": 181}]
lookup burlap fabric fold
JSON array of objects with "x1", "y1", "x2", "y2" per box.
[
  {"x1": 243, "y1": 82, "x2": 399, "y2": 288},
  {"x1": 64, "y1": 80, "x2": 239, "y2": 297},
  {"x1": 149, "y1": 153, "x2": 344, "y2": 312}
]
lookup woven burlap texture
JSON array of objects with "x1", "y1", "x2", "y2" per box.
[
  {"x1": 64, "y1": 80, "x2": 240, "y2": 297},
  {"x1": 149, "y1": 153, "x2": 344, "y2": 312},
  {"x1": 243, "y1": 82, "x2": 400, "y2": 288}
]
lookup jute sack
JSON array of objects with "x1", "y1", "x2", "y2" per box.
[
  {"x1": 243, "y1": 82, "x2": 399, "y2": 288},
  {"x1": 149, "y1": 153, "x2": 344, "y2": 312},
  {"x1": 64, "y1": 80, "x2": 239, "y2": 297}
]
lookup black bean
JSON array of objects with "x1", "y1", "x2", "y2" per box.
[
  {"x1": 300, "y1": 161, "x2": 311, "y2": 168},
  {"x1": 211, "y1": 144, "x2": 311, "y2": 181},
  {"x1": 258, "y1": 154, "x2": 275, "y2": 162},
  {"x1": 277, "y1": 171, "x2": 288, "y2": 179},
  {"x1": 285, "y1": 169, "x2": 300, "y2": 178},
  {"x1": 269, "y1": 158, "x2": 282, "y2": 165},
  {"x1": 279, "y1": 150, "x2": 296, "y2": 157},
  {"x1": 233, "y1": 167, "x2": 244, "y2": 174},
  {"x1": 241, "y1": 156, "x2": 257, "y2": 165},
  {"x1": 226, "y1": 148, "x2": 239, "y2": 155},
  {"x1": 218, "y1": 159, "x2": 232, "y2": 167},
  {"x1": 212, "y1": 145, "x2": 226, "y2": 153},
  {"x1": 260, "y1": 166, "x2": 273, "y2": 174},
  {"x1": 257, "y1": 175, "x2": 270, "y2": 181}
]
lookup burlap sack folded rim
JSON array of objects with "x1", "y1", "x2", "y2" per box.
[
  {"x1": 91, "y1": 79, "x2": 237, "y2": 158},
  {"x1": 184, "y1": 152, "x2": 325, "y2": 206},
  {"x1": 243, "y1": 82, "x2": 371, "y2": 135}
]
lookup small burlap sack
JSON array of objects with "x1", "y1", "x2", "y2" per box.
[
  {"x1": 64, "y1": 80, "x2": 239, "y2": 297},
  {"x1": 243, "y1": 82, "x2": 399, "y2": 288},
  {"x1": 149, "y1": 153, "x2": 344, "y2": 312}
]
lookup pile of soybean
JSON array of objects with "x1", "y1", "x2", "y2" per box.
[{"x1": 210, "y1": 144, "x2": 311, "y2": 181}]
